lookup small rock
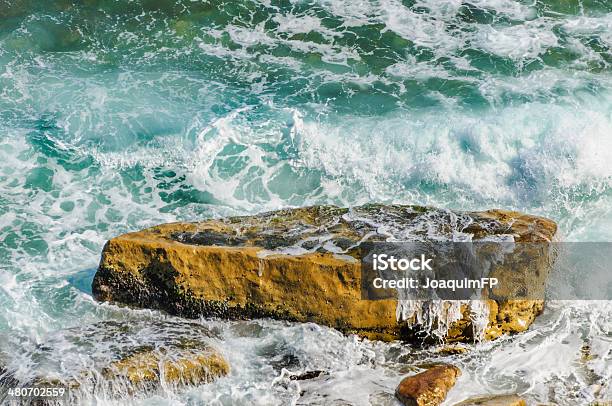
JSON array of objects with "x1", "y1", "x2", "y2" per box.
[
  {"x1": 395, "y1": 364, "x2": 461, "y2": 406},
  {"x1": 434, "y1": 344, "x2": 469, "y2": 355},
  {"x1": 454, "y1": 394, "x2": 526, "y2": 406},
  {"x1": 289, "y1": 370, "x2": 326, "y2": 381}
]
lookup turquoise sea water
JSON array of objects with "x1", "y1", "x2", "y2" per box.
[{"x1": 0, "y1": 0, "x2": 611, "y2": 404}]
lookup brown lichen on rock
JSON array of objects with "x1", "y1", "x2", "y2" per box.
[
  {"x1": 395, "y1": 364, "x2": 461, "y2": 406},
  {"x1": 93, "y1": 204, "x2": 557, "y2": 342}
]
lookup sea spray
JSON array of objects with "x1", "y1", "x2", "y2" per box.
[
  {"x1": 0, "y1": 0, "x2": 611, "y2": 404},
  {"x1": 396, "y1": 300, "x2": 490, "y2": 342}
]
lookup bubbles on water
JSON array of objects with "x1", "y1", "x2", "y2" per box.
[{"x1": 0, "y1": 0, "x2": 611, "y2": 404}]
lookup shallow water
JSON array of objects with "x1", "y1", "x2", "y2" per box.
[{"x1": 0, "y1": 0, "x2": 611, "y2": 404}]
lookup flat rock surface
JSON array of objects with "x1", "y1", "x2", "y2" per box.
[{"x1": 93, "y1": 204, "x2": 557, "y2": 341}]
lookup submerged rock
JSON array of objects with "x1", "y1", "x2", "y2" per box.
[
  {"x1": 453, "y1": 395, "x2": 526, "y2": 406},
  {"x1": 92, "y1": 204, "x2": 557, "y2": 342},
  {"x1": 433, "y1": 344, "x2": 469, "y2": 355},
  {"x1": 0, "y1": 320, "x2": 228, "y2": 402},
  {"x1": 103, "y1": 344, "x2": 228, "y2": 388},
  {"x1": 289, "y1": 370, "x2": 327, "y2": 381},
  {"x1": 395, "y1": 364, "x2": 461, "y2": 406}
]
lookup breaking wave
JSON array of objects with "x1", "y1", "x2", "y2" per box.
[{"x1": 0, "y1": 0, "x2": 611, "y2": 404}]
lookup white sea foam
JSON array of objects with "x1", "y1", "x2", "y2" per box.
[
  {"x1": 1, "y1": 1, "x2": 611, "y2": 404},
  {"x1": 475, "y1": 20, "x2": 559, "y2": 60}
]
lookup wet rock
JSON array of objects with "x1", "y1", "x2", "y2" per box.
[
  {"x1": 434, "y1": 344, "x2": 469, "y2": 355},
  {"x1": 0, "y1": 357, "x2": 19, "y2": 404},
  {"x1": 395, "y1": 364, "x2": 461, "y2": 406},
  {"x1": 0, "y1": 320, "x2": 228, "y2": 402},
  {"x1": 289, "y1": 370, "x2": 326, "y2": 380},
  {"x1": 93, "y1": 204, "x2": 557, "y2": 342},
  {"x1": 103, "y1": 345, "x2": 228, "y2": 388},
  {"x1": 454, "y1": 394, "x2": 526, "y2": 406}
]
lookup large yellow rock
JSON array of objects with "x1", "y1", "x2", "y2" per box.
[{"x1": 93, "y1": 204, "x2": 557, "y2": 342}]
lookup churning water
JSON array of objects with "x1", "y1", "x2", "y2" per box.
[{"x1": 0, "y1": 0, "x2": 610, "y2": 404}]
